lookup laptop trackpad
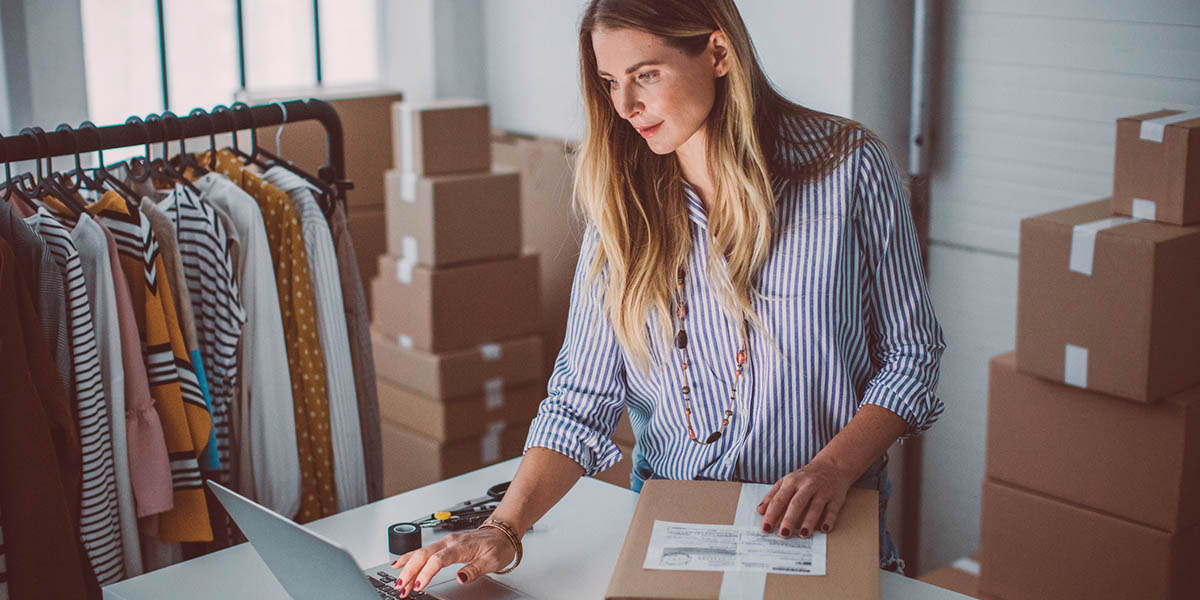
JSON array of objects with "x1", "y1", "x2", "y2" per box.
[{"x1": 424, "y1": 576, "x2": 531, "y2": 599}]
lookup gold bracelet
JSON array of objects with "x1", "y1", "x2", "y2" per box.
[{"x1": 478, "y1": 518, "x2": 523, "y2": 574}]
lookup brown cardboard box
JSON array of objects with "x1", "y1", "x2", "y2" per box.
[
  {"x1": 380, "y1": 420, "x2": 528, "y2": 497},
  {"x1": 349, "y1": 205, "x2": 387, "y2": 307},
  {"x1": 605, "y1": 481, "x2": 879, "y2": 600},
  {"x1": 492, "y1": 131, "x2": 583, "y2": 374},
  {"x1": 1112, "y1": 109, "x2": 1200, "y2": 225},
  {"x1": 371, "y1": 253, "x2": 540, "y2": 352},
  {"x1": 918, "y1": 558, "x2": 979, "y2": 598},
  {"x1": 392, "y1": 100, "x2": 491, "y2": 175},
  {"x1": 376, "y1": 377, "x2": 543, "y2": 442},
  {"x1": 384, "y1": 166, "x2": 521, "y2": 266},
  {"x1": 987, "y1": 352, "x2": 1200, "y2": 532},
  {"x1": 243, "y1": 86, "x2": 403, "y2": 209},
  {"x1": 979, "y1": 479, "x2": 1200, "y2": 600},
  {"x1": 1015, "y1": 199, "x2": 1200, "y2": 402},
  {"x1": 592, "y1": 442, "x2": 634, "y2": 490},
  {"x1": 371, "y1": 328, "x2": 544, "y2": 400}
]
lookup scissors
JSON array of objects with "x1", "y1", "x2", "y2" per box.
[{"x1": 410, "y1": 481, "x2": 511, "y2": 531}]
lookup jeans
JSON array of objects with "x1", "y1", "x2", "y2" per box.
[{"x1": 630, "y1": 451, "x2": 904, "y2": 573}]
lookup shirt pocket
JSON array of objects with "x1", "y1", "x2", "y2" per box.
[{"x1": 754, "y1": 212, "x2": 847, "y2": 301}]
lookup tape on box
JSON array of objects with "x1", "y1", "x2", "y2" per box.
[
  {"x1": 394, "y1": 237, "x2": 419, "y2": 284},
  {"x1": 717, "y1": 483, "x2": 772, "y2": 599},
  {"x1": 484, "y1": 378, "x2": 505, "y2": 410},
  {"x1": 1131, "y1": 198, "x2": 1156, "y2": 220},
  {"x1": 481, "y1": 422, "x2": 506, "y2": 464},
  {"x1": 479, "y1": 343, "x2": 502, "y2": 360},
  {"x1": 1069, "y1": 217, "x2": 1134, "y2": 276},
  {"x1": 1139, "y1": 110, "x2": 1200, "y2": 143},
  {"x1": 1064, "y1": 344, "x2": 1088, "y2": 388}
]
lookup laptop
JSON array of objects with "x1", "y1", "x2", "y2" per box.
[{"x1": 207, "y1": 480, "x2": 533, "y2": 599}]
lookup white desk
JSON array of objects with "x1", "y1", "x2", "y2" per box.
[{"x1": 103, "y1": 459, "x2": 971, "y2": 599}]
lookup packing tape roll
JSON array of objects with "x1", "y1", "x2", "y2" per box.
[
  {"x1": 718, "y1": 483, "x2": 772, "y2": 600},
  {"x1": 479, "y1": 343, "x2": 502, "y2": 360},
  {"x1": 1069, "y1": 217, "x2": 1134, "y2": 276},
  {"x1": 481, "y1": 422, "x2": 506, "y2": 464},
  {"x1": 484, "y1": 378, "x2": 505, "y2": 410},
  {"x1": 952, "y1": 557, "x2": 981, "y2": 576},
  {"x1": 1064, "y1": 344, "x2": 1088, "y2": 388},
  {"x1": 388, "y1": 522, "x2": 422, "y2": 555},
  {"x1": 1139, "y1": 109, "x2": 1200, "y2": 143},
  {"x1": 1131, "y1": 198, "x2": 1156, "y2": 220}
]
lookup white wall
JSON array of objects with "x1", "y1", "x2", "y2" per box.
[
  {"x1": 920, "y1": 0, "x2": 1200, "y2": 571},
  {"x1": 0, "y1": 0, "x2": 88, "y2": 134}
]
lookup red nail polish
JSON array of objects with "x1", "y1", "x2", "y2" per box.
[
  {"x1": 457, "y1": 572, "x2": 468, "y2": 583},
  {"x1": 780, "y1": 528, "x2": 791, "y2": 537},
  {"x1": 821, "y1": 524, "x2": 830, "y2": 533},
  {"x1": 800, "y1": 528, "x2": 809, "y2": 537},
  {"x1": 763, "y1": 523, "x2": 773, "y2": 533},
  {"x1": 414, "y1": 580, "x2": 423, "y2": 591}
]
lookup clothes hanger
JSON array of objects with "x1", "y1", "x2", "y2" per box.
[
  {"x1": 252, "y1": 101, "x2": 338, "y2": 216},
  {"x1": 145, "y1": 113, "x2": 202, "y2": 194},
  {"x1": 21, "y1": 126, "x2": 83, "y2": 216},
  {"x1": 115, "y1": 115, "x2": 156, "y2": 184},
  {"x1": 164, "y1": 110, "x2": 208, "y2": 176},
  {"x1": 188, "y1": 107, "x2": 219, "y2": 171},
  {"x1": 229, "y1": 101, "x2": 271, "y2": 170},
  {"x1": 77, "y1": 120, "x2": 142, "y2": 205},
  {"x1": 0, "y1": 134, "x2": 41, "y2": 213},
  {"x1": 55, "y1": 122, "x2": 99, "y2": 192}
]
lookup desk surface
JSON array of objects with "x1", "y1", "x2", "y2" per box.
[{"x1": 103, "y1": 459, "x2": 971, "y2": 600}]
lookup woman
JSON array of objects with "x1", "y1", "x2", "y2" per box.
[{"x1": 391, "y1": 0, "x2": 944, "y2": 595}]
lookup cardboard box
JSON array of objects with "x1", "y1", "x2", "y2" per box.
[
  {"x1": 592, "y1": 442, "x2": 634, "y2": 490},
  {"x1": 371, "y1": 328, "x2": 544, "y2": 400},
  {"x1": 1112, "y1": 109, "x2": 1200, "y2": 225},
  {"x1": 384, "y1": 166, "x2": 522, "y2": 266},
  {"x1": 371, "y1": 253, "x2": 540, "y2": 352},
  {"x1": 987, "y1": 352, "x2": 1200, "y2": 532},
  {"x1": 605, "y1": 481, "x2": 879, "y2": 600},
  {"x1": 492, "y1": 131, "x2": 583, "y2": 374},
  {"x1": 380, "y1": 421, "x2": 528, "y2": 497},
  {"x1": 348, "y1": 204, "x2": 387, "y2": 310},
  {"x1": 243, "y1": 86, "x2": 404, "y2": 209},
  {"x1": 918, "y1": 557, "x2": 979, "y2": 598},
  {"x1": 392, "y1": 99, "x2": 491, "y2": 175},
  {"x1": 376, "y1": 377, "x2": 543, "y2": 442},
  {"x1": 979, "y1": 479, "x2": 1200, "y2": 600},
  {"x1": 613, "y1": 411, "x2": 636, "y2": 446},
  {"x1": 1015, "y1": 199, "x2": 1200, "y2": 402}
]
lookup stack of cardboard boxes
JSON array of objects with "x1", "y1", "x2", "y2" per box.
[
  {"x1": 372, "y1": 100, "x2": 546, "y2": 496},
  {"x1": 980, "y1": 110, "x2": 1200, "y2": 600}
]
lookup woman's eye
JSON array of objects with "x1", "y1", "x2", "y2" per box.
[{"x1": 638, "y1": 71, "x2": 659, "y2": 83}]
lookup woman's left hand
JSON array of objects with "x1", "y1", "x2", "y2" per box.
[{"x1": 756, "y1": 457, "x2": 855, "y2": 539}]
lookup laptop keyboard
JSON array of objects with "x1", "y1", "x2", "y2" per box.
[{"x1": 368, "y1": 572, "x2": 431, "y2": 599}]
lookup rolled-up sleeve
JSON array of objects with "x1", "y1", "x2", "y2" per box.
[
  {"x1": 852, "y1": 136, "x2": 947, "y2": 439},
  {"x1": 524, "y1": 228, "x2": 627, "y2": 476}
]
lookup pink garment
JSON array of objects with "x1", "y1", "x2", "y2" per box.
[{"x1": 103, "y1": 227, "x2": 174, "y2": 517}]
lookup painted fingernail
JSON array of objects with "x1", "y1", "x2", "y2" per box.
[
  {"x1": 780, "y1": 527, "x2": 791, "y2": 537},
  {"x1": 762, "y1": 523, "x2": 773, "y2": 533},
  {"x1": 800, "y1": 528, "x2": 809, "y2": 537},
  {"x1": 821, "y1": 524, "x2": 830, "y2": 533},
  {"x1": 395, "y1": 578, "x2": 404, "y2": 588},
  {"x1": 414, "y1": 580, "x2": 423, "y2": 591},
  {"x1": 457, "y1": 571, "x2": 468, "y2": 583}
]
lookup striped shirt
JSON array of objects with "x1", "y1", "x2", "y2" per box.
[
  {"x1": 24, "y1": 208, "x2": 125, "y2": 583},
  {"x1": 160, "y1": 185, "x2": 246, "y2": 486},
  {"x1": 524, "y1": 123, "x2": 946, "y2": 486}
]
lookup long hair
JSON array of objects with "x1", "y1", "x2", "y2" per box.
[{"x1": 575, "y1": 0, "x2": 872, "y2": 374}]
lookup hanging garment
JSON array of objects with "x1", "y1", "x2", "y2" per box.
[
  {"x1": 327, "y1": 201, "x2": 384, "y2": 502},
  {"x1": 157, "y1": 184, "x2": 246, "y2": 487},
  {"x1": 21, "y1": 207, "x2": 124, "y2": 584},
  {"x1": 71, "y1": 212, "x2": 146, "y2": 578},
  {"x1": 102, "y1": 225, "x2": 173, "y2": 520},
  {"x1": 86, "y1": 191, "x2": 213, "y2": 543},
  {"x1": 141, "y1": 197, "x2": 220, "y2": 473},
  {"x1": 0, "y1": 236, "x2": 92, "y2": 599},
  {"x1": 0, "y1": 201, "x2": 71, "y2": 401},
  {"x1": 200, "y1": 151, "x2": 337, "y2": 522},
  {"x1": 264, "y1": 167, "x2": 367, "y2": 511},
  {"x1": 189, "y1": 171, "x2": 301, "y2": 518}
]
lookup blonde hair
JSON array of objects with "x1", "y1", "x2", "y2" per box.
[{"x1": 575, "y1": 0, "x2": 872, "y2": 374}]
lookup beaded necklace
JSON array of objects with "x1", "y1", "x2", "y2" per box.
[{"x1": 673, "y1": 265, "x2": 747, "y2": 445}]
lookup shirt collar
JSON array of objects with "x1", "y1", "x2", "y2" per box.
[{"x1": 683, "y1": 182, "x2": 708, "y2": 228}]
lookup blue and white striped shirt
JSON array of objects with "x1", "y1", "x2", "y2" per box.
[{"x1": 524, "y1": 117, "x2": 946, "y2": 485}]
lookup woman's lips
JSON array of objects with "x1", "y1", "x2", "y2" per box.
[{"x1": 637, "y1": 122, "x2": 663, "y2": 138}]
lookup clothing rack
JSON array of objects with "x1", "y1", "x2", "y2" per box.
[{"x1": 0, "y1": 98, "x2": 352, "y2": 210}]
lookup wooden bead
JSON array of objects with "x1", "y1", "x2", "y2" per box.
[
  {"x1": 688, "y1": 428, "x2": 697, "y2": 441},
  {"x1": 681, "y1": 385, "x2": 690, "y2": 395},
  {"x1": 685, "y1": 408, "x2": 691, "y2": 415},
  {"x1": 677, "y1": 304, "x2": 688, "y2": 320},
  {"x1": 704, "y1": 431, "x2": 722, "y2": 444},
  {"x1": 681, "y1": 362, "x2": 688, "y2": 370},
  {"x1": 720, "y1": 418, "x2": 729, "y2": 427},
  {"x1": 676, "y1": 329, "x2": 688, "y2": 349},
  {"x1": 725, "y1": 410, "x2": 733, "y2": 417},
  {"x1": 736, "y1": 350, "x2": 746, "y2": 366}
]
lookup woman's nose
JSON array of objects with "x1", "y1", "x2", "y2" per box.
[{"x1": 616, "y1": 87, "x2": 641, "y2": 120}]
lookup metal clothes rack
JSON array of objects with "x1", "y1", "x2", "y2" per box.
[{"x1": 1, "y1": 98, "x2": 351, "y2": 211}]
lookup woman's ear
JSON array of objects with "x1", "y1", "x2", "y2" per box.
[{"x1": 710, "y1": 29, "x2": 730, "y2": 78}]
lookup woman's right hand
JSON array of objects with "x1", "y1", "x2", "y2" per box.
[{"x1": 390, "y1": 526, "x2": 517, "y2": 598}]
